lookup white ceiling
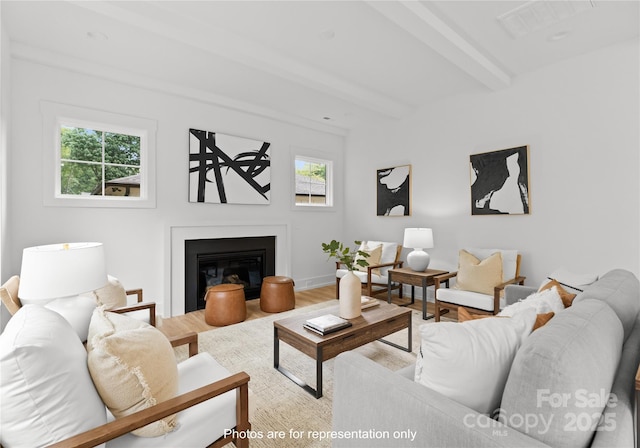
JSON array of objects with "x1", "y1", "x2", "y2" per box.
[{"x1": 3, "y1": 0, "x2": 638, "y2": 134}]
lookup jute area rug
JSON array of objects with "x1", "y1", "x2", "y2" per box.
[{"x1": 173, "y1": 301, "x2": 443, "y2": 448}]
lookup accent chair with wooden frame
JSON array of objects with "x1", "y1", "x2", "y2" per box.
[
  {"x1": 50, "y1": 331, "x2": 251, "y2": 448},
  {"x1": 0, "y1": 305, "x2": 251, "y2": 448},
  {"x1": 1, "y1": 275, "x2": 157, "y2": 326},
  {"x1": 335, "y1": 241, "x2": 404, "y2": 299},
  {"x1": 433, "y1": 249, "x2": 525, "y2": 321}
]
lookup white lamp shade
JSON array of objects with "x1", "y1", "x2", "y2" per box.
[
  {"x1": 403, "y1": 228, "x2": 434, "y2": 250},
  {"x1": 18, "y1": 242, "x2": 107, "y2": 301}
]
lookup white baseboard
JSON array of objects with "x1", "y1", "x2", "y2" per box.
[{"x1": 292, "y1": 274, "x2": 335, "y2": 291}]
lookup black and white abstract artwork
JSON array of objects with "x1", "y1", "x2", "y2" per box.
[
  {"x1": 376, "y1": 165, "x2": 411, "y2": 216},
  {"x1": 470, "y1": 146, "x2": 530, "y2": 215},
  {"x1": 189, "y1": 129, "x2": 270, "y2": 205}
]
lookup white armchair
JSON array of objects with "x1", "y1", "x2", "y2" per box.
[
  {"x1": 0, "y1": 305, "x2": 250, "y2": 448},
  {"x1": 335, "y1": 241, "x2": 404, "y2": 299},
  {"x1": 433, "y1": 248, "x2": 525, "y2": 321},
  {"x1": 94, "y1": 275, "x2": 156, "y2": 326},
  {"x1": 1, "y1": 275, "x2": 157, "y2": 342}
]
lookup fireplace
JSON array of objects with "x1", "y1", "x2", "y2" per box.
[{"x1": 184, "y1": 236, "x2": 276, "y2": 313}]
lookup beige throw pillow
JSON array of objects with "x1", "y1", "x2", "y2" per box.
[
  {"x1": 454, "y1": 250, "x2": 503, "y2": 295},
  {"x1": 87, "y1": 308, "x2": 178, "y2": 437},
  {"x1": 93, "y1": 275, "x2": 127, "y2": 309},
  {"x1": 354, "y1": 243, "x2": 383, "y2": 275}
]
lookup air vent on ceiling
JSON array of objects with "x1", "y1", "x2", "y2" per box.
[{"x1": 497, "y1": 0, "x2": 596, "y2": 39}]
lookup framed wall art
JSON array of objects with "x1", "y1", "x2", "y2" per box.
[
  {"x1": 470, "y1": 145, "x2": 530, "y2": 215},
  {"x1": 376, "y1": 164, "x2": 411, "y2": 216},
  {"x1": 189, "y1": 128, "x2": 271, "y2": 205}
]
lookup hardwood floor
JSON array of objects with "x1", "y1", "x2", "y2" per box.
[{"x1": 157, "y1": 284, "x2": 454, "y2": 338}]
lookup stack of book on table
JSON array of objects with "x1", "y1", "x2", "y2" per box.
[
  {"x1": 361, "y1": 296, "x2": 380, "y2": 309},
  {"x1": 304, "y1": 314, "x2": 352, "y2": 335}
]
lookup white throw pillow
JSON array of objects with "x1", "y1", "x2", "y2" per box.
[
  {"x1": 539, "y1": 267, "x2": 599, "y2": 294},
  {"x1": 0, "y1": 305, "x2": 106, "y2": 447},
  {"x1": 414, "y1": 307, "x2": 536, "y2": 415},
  {"x1": 43, "y1": 293, "x2": 97, "y2": 342},
  {"x1": 499, "y1": 287, "x2": 565, "y2": 317}
]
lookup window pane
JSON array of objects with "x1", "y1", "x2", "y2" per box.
[
  {"x1": 295, "y1": 158, "x2": 327, "y2": 205},
  {"x1": 60, "y1": 161, "x2": 101, "y2": 195},
  {"x1": 104, "y1": 166, "x2": 140, "y2": 197},
  {"x1": 104, "y1": 132, "x2": 140, "y2": 166},
  {"x1": 60, "y1": 127, "x2": 102, "y2": 163}
]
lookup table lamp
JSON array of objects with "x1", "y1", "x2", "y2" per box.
[
  {"x1": 403, "y1": 228, "x2": 434, "y2": 271},
  {"x1": 18, "y1": 242, "x2": 107, "y2": 340}
]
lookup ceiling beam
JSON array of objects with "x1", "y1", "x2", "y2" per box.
[
  {"x1": 366, "y1": 0, "x2": 511, "y2": 91},
  {"x1": 12, "y1": 43, "x2": 348, "y2": 136},
  {"x1": 68, "y1": 0, "x2": 413, "y2": 120}
]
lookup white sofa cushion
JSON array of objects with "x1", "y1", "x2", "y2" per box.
[
  {"x1": 0, "y1": 305, "x2": 106, "y2": 447},
  {"x1": 106, "y1": 353, "x2": 237, "y2": 448},
  {"x1": 437, "y1": 288, "x2": 506, "y2": 311},
  {"x1": 415, "y1": 307, "x2": 536, "y2": 415},
  {"x1": 87, "y1": 308, "x2": 178, "y2": 437}
]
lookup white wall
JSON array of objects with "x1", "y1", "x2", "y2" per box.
[
  {"x1": 345, "y1": 38, "x2": 640, "y2": 288},
  {"x1": 7, "y1": 59, "x2": 346, "y2": 316},
  {"x1": 0, "y1": 7, "x2": 12, "y2": 329}
]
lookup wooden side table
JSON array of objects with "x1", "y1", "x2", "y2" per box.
[{"x1": 387, "y1": 268, "x2": 449, "y2": 320}]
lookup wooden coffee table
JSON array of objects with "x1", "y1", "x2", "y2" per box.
[{"x1": 273, "y1": 301, "x2": 411, "y2": 398}]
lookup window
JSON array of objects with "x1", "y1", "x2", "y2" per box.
[
  {"x1": 41, "y1": 102, "x2": 156, "y2": 208},
  {"x1": 60, "y1": 126, "x2": 141, "y2": 197},
  {"x1": 294, "y1": 156, "x2": 333, "y2": 207}
]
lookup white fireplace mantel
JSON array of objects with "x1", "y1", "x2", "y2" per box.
[{"x1": 165, "y1": 223, "x2": 290, "y2": 317}]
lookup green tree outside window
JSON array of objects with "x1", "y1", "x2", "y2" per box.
[{"x1": 60, "y1": 126, "x2": 140, "y2": 196}]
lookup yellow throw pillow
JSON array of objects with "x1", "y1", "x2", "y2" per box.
[
  {"x1": 87, "y1": 308, "x2": 178, "y2": 437},
  {"x1": 539, "y1": 279, "x2": 576, "y2": 308},
  {"x1": 454, "y1": 250, "x2": 503, "y2": 295},
  {"x1": 354, "y1": 243, "x2": 383, "y2": 275}
]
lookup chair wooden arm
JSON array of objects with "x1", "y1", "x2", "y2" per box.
[
  {"x1": 493, "y1": 276, "x2": 526, "y2": 314},
  {"x1": 494, "y1": 276, "x2": 526, "y2": 293},
  {"x1": 125, "y1": 288, "x2": 143, "y2": 303},
  {"x1": 109, "y1": 302, "x2": 156, "y2": 327},
  {"x1": 365, "y1": 260, "x2": 404, "y2": 282},
  {"x1": 366, "y1": 259, "x2": 404, "y2": 271},
  {"x1": 48, "y1": 371, "x2": 251, "y2": 448},
  {"x1": 433, "y1": 271, "x2": 458, "y2": 289},
  {"x1": 168, "y1": 331, "x2": 199, "y2": 358}
]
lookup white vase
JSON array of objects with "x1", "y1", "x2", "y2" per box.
[{"x1": 339, "y1": 270, "x2": 361, "y2": 319}]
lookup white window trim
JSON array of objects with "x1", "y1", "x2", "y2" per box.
[
  {"x1": 292, "y1": 151, "x2": 335, "y2": 211},
  {"x1": 41, "y1": 101, "x2": 157, "y2": 208}
]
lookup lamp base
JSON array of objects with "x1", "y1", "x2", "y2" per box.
[{"x1": 407, "y1": 249, "x2": 430, "y2": 271}]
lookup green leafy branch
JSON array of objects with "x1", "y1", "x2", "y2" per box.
[{"x1": 321, "y1": 240, "x2": 370, "y2": 271}]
